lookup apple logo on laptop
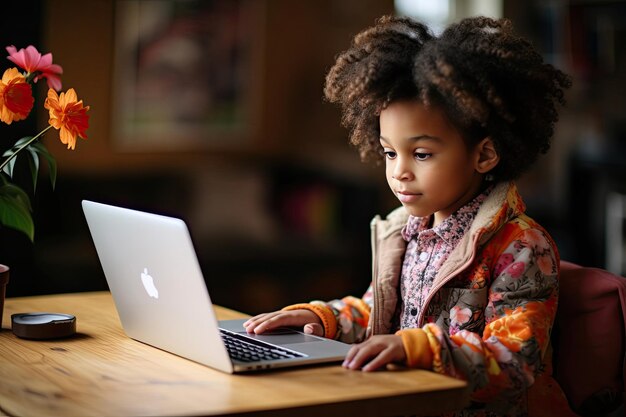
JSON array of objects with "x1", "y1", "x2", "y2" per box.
[{"x1": 141, "y1": 268, "x2": 159, "y2": 299}]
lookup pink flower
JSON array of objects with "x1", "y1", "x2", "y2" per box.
[
  {"x1": 506, "y1": 261, "x2": 526, "y2": 279},
  {"x1": 457, "y1": 330, "x2": 483, "y2": 348},
  {"x1": 339, "y1": 316, "x2": 354, "y2": 334},
  {"x1": 490, "y1": 292, "x2": 504, "y2": 302},
  {"x1": 494, "y1": 253, "x2": 514, "y2": 276},
  {"x1": 525, "y1": 229, "x2": 551, "y2": 252},
  {"x1": 450, "y1": 306, "x2": 472, "y2": 326},
  {"x1": 537, "y1": 253, "x2": 556, "y2": 275},
  {"x1": 6, "y1": 45, "x2": 63, "y2": 91}
]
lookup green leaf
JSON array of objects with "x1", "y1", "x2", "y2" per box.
[
  {"x1": 27, "y1": 148, "x2": 40, "y2": 193},
  {"x1": 1, "y1": 155, "x2": 16, "y2": 178},
  {"x1": 1, "y1": 136, "x2": 35, "y2": 179},
  {"x1": 0, "y1": 181, "x2": 34, "y2": 241},
  {"x1": 12, "y1": 136, "x2": 34, "y2": 148},
  {"x1": 30, "y1": 141, "x2": 57, "y2": 190}
]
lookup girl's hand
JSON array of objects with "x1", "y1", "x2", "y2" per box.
[
  {"x1": 342, "y1": 335, "x2": 406, "y2": 372},
  {"x1": 243, "y1": 310, "x2": 324, "y2": 336}
]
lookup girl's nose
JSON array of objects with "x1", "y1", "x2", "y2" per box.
[{"x1": 392, "y1": 157, "x2": 413, "y2": 181}]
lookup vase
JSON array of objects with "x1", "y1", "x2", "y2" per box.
[{"x1": 0, "y1": 264, "x2": 8, "y2": 330}]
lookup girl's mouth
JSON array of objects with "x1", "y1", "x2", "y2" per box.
[{"x1": 396, "y1": 191, "x2": 421, "y2": 204}]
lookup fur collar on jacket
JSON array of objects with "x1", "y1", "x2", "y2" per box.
[{"x1": 368, "y1": 181, "x2": 526, "y2": 335}]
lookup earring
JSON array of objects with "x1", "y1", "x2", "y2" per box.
[{"x1": 485, "y1": 173, "x2": 495, "y2": 182}]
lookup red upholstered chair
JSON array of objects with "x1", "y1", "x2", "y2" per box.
[{"x1": 551, "y1": 261, "x2": 626, "y2": 416}]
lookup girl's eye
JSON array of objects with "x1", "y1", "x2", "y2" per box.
[
  {"x1": 383, "y1": 149, "x2": 397, "y2": 159},
  {"x1": 415, "y1": 152, "x2": 432, "y2": 161}
]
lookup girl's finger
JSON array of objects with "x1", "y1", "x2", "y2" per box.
[
  {"x1": 243, "y1": 311, "x2": 282, "y2": 331},
  {"x1": 243, "y1": 313, "x2": 270, "y2": 328},
  {"x1": 347, "y1": 346, "x2": 375, "y2": 370},
  {"x1": 303, "y1": 323, "x2": 324, "y2": 336},
  {"x1": 252, "y1": 314, "x2": 286, "y2": 333},
  {"x1": 344, "y1": 343, "x2": 377, "y2": 370},
  {"x1": 342, "y1": 344, "x2": 360, "y2": 367},
  {"x1": 361, "y1": 348, "x2": 394, "y2": 372},
  {"x1": 252, "y1": 312, "x2": 309, "y2": 334}
]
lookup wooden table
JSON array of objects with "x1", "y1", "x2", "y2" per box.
[{"x1": 0, "y1": 292, "x2": 469, "y2": 416}]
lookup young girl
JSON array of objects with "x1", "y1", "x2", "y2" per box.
[{"x1": 245, "y1": 15, "x2": 572, "y2": 416}]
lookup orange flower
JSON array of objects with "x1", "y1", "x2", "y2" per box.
[
  {"x1": 484, "y1": 302, "x2": 552, "y2": 353},
  {"x1": 44, "y1": 88, "x2": 89, "y2": 150},
  {"x1": 484, "y1": 307, "x2": 533, "y2": 352},
  {"x1": 0, "y1": 67, "x2": 34, "y2": 124}
]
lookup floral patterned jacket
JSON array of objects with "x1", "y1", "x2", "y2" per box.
[{"x1": 290, "y1": 182, "x2": 562, "y2": 416}]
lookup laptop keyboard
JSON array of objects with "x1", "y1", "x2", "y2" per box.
[{"x1": 219, "y1": 329, "x2": 307, "y2": 362}]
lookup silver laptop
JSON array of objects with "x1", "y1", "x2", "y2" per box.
[{"x1": 82, "y1": 200, "x2": 350, "y2": 373}]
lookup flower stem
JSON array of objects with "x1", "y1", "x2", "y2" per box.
[
  {"x1": 0, "y1": 125, "x2": 53, "y2": 172},
  {"x1": 25, "y1": 71, "x2": 37, "y2": 84}
]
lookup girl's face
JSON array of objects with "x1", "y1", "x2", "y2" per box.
[{"x1": 379, "y1": 100, "x2": 488, "y2": 227}]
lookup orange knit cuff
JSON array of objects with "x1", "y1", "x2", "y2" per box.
[
  {"x1": 282, "y1": 303, "x2": 337, "y2": 340},
  {"x1": 395, "y1": 328, "x2": 434, "y2": 369}
]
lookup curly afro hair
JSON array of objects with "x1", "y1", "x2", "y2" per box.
[{"x1": 324, "y1": 15, "x2": 572, "y2": 181}]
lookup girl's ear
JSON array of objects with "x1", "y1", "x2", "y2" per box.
[{"x1": 474, "y1": 137, "x2": 500, "y2": 174}]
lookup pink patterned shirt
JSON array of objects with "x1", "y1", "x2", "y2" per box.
[{"x1": 399, "y1": 188, "x2": 491, "y2": 329}]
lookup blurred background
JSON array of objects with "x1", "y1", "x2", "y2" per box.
[{"x1": 1, "y1": 0, "x2": 625, "y2": 314}]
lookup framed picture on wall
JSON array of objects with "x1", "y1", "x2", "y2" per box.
[{"x1": 111, "y1": 0, "x2": 264, "y2": 151}]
